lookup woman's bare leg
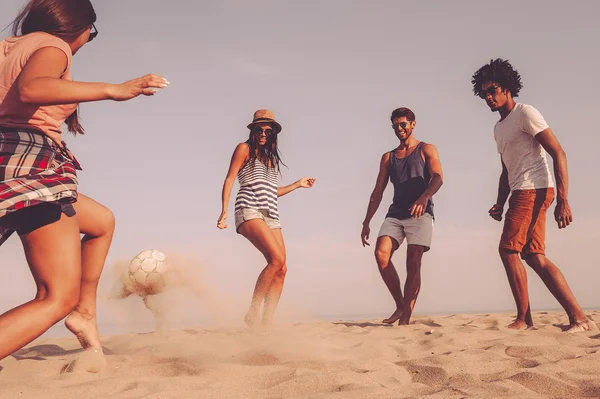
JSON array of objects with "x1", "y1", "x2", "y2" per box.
[
  {"x1": 262, "y1": 228, "x2": 286, "y2": 326},
  {"x1": 238, "y1": 220, "x2": 285, "y2": 329},
  {"x1": 65, "y1": 194, "x2": 115, "y2": 350},
  {"x1": 0, "y1": 212, "x2": 81, "y2": 360}
]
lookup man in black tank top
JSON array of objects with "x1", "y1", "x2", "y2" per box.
[{"x1": 361, "y1": 107, "x2": 444, "y2": 326}]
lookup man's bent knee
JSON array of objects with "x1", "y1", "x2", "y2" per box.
[
  {"x1": 374, "y1": 248, "x2": 392, "y2": 268},
  {"x1": 276, "y1": 264, "x2": 287, "y2": 279},
  {"x1": 268, "y1": 252, "x2": 286, "y2": 270},
  {"x1": 524, "y1": 254, "x2": 548, "y2": 270}
]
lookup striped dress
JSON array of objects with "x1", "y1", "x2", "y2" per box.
[{"x1": 235, "y1": 157, "x2": 279, "y2": 220}]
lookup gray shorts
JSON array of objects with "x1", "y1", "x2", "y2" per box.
[
  {"x1": 377, "y1": 213, "x2": 434, "y2": 251},
  {"x1": 234, "y1": 208, "x2": 281, "y2": 232}
]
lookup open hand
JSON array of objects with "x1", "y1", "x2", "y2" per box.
[
  {"x1": 298, "y1": 177, "x2": 316, "y2": 188},
  {"x1": 554, "y1": 199, "x2": 573, "y2": 229},
  {"x1": 489, "y1": 204, "x2": 503, "y2": 221},
  {"x1": 361, "y1": 224, "x2": 370, "y2": 247},
  {"x1": 217, "y1": 211, "x2": 228, "y2": 229},
  {"x1": 107, "y1": 74, "x2": 169, "y2": 101},
  {"x1": 409, "y1": 196, "x2": 429, "y2": 218}
]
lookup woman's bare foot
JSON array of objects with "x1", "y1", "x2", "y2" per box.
[
  {"x1": 65, "y1": 308, "x2": 103, "y2": 350},
  {"x1": 566, "y1": 319, "x2": 598, "y2": 333},
  {"x1": 244, "y1": 311, "x2": 259, "y2": 330},
  {"x1": 382, "y1": 308, "x2": 403, "y2": 324},
  {"x1": 507, "y1": 319, "x2": 532, "y2": 330}
]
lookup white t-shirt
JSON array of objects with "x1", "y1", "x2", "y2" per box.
[{"x1": 494, "y1": 103, "x2": 554, "y2": 191}]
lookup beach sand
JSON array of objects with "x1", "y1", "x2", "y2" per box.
[{"x1": 1, "y1": 311, "x2": 599, "y2": 398}]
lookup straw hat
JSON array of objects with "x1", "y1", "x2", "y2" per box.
[{"x1": 247, "y1": 109, "x2": 282, "y2": 134}]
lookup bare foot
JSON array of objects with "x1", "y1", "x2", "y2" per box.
[
  {"x1": 507, "y1": 319, "x2": 532, "y2": 330},
  {"x1": 382, "y1": 308, "x2": 403, "y2": 324},
  {"x1": 261, "y1": 316, "x2": 274, "y2": 328},
  {"x1": 244, "y1": 311, "x2": 259, "y2": 330},
  {"x1": 566, "y1": 319, "x2": 598, "y2": 333},
  {"x1": 65, "y1": 309, "x2": 103, "y2": 350}
]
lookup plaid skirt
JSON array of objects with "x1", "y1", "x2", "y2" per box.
[{"x1": 0, "y1": 128, "x2": 81, "y2": 246}]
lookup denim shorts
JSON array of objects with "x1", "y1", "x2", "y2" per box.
[
  {"x1": 0, "y1": 201, "x2": 76, "y2": 236},
  {"x1": 234, "y1": 208, "x2": 281, "y2": 232}
]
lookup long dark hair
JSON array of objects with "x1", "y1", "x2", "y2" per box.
[
  {"x1": 246, "y1": 126, "x2": 286, "y2": 174},
  {"x1": 11, "y1": 0, "x2": 97, "y2": 135}
]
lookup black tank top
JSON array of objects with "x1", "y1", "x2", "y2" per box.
[{"x1": 386, "y1": 141, "x2": 434, "y2": 220}]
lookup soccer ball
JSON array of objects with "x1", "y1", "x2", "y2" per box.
[{"x1": 128, "y1": 249, "x2": 170, "y2": 295}]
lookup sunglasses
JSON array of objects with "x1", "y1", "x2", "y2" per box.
[
  {"x1": 252, "y1": 127, "x2": 274, "y2": 136},
  {"x1": 87, "y1": 23, "x2": 98, "y2": 42},
  {"x1": 479, "y1": 85, "x2": 500, "y2": 99},
  {"x1": 391, "y1": 121, "x2": 410, "y2": 130}
]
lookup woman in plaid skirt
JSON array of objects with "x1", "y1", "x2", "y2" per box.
[{"x1": 0, "y1": 0, "x2": 169, "y2": 364}]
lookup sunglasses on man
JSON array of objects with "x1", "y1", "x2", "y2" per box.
[
  {"x1": 391, "y1": 121, "x2": 410, "y2": 130},
  {"x1": 479, "y1": 85, "x2": 501, "y2": 99}
]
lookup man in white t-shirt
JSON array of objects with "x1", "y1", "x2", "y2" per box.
[{"x1": 471, "y1": 58, "x2": 596, "y2": 333}]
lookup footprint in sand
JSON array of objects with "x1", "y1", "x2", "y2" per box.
[
  {"x1": 416, "y1": 318, "x2": 443, "y2": 328},
  {"x1": 249, "y1": 369, "x2": 297, "y2": 390},
  {"x1": 480, "y1": 370, "x2": 517, "y2": 383},
  {"x1": 336, "y1": 383, "x2": 366, "y2": 392},
  {"x1": 61, "y1": 349, "x2": 107, "y2": 374},
  {"x1": 505, "y1": 345, "x2": 543, "y2": 358},
  {"x1": 396, "y1": 361, "x2": 449, "y2": 386},
  {"x1": 511, "y1": 358, "x2": 541, "y2": 369},
  {"x1": 143, "y1": 357, "x2": 204, "y2": 377},
  {"x1": 509, "y1": 371, "x2": 583, "y2": 397},
  {"x1": 235, "y1": 350, "x2": 281, "y2": 366},
  {"x1": 448, "y1": 373, "x2": 478, "y2": 388}
]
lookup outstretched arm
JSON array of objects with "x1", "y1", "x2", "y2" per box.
[
  {"x1": 217, "y1": 143, "x2": 249, "y2": 229},
  {"x1": 535, "y1": 128, "x2": 572, "y2": 229},
  {"x1": 277, "y1": 177, "x2": 315, "y2": 197},
  {"x1": 361, "y1": 153, "x2": 390, "y2": 246},
  {"x1": 489, "y1": 158, "x2": 510, "y2": 221},
  {"x1": 18, "y1": 47, "x2": 168, "y2": 105},
  {"x1": 409, "y1": 143, "x2": 444, "y2": 217}
]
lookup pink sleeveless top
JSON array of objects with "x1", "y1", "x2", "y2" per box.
[{"x1": 0, "y1": 32, "x2": 76, "y2": 144}]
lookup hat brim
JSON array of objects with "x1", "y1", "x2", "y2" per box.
[{"x1": 247, "y1": 119, "x2": 282, "y2": 134}]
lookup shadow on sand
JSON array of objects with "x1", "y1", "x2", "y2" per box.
[
  {"x1": 332, "y1": 322, "x2": 394, "y2": 328},
  {"x1": 11, "y1": 344, "x2": 85, "y2": 361}
]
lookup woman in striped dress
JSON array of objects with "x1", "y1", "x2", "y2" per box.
[
  {"x1": 218, "y1": 109, "x2": 315, "y2": 330},
  {"x1": 0, "y1": 0, "x2": 168, "y2": 364}
]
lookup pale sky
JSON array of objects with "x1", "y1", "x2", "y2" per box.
[{"x1": 1, "y1": 1, "x2": 599, "y2": 332}]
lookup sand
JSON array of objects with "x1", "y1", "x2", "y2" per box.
[{"x1": 1, "y1": 311, "x2": 599, "y2": 398}]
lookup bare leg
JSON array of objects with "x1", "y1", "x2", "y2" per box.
[
  {"x1": 525, "y1": 254, "x2": 596, "y2": 332},
  {"x1": 0, "y1": 213, "x2": 81, "y2": 360},
  {"x1": 238, "y1": 219, "x2": 285, "y2": 330},
  {"x1": 374, "y1": 236, "x2": 404, "y2": 324},
  {"x1": 64, "y1": 194, "x2": 115, "y2": 351},
  {"x1": 262, "y1": 228, "x2": 287, "y2": 327},
  {"x1": 499, "y1": 249, "x2": 533, "y2": 329},
  {"x1": 399, "y1": 245, "x2": 425, "y2": 325}
]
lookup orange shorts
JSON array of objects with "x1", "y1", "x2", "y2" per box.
[{"x1": 500, "y1": 188, "x2": 555, "y2": 259}]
